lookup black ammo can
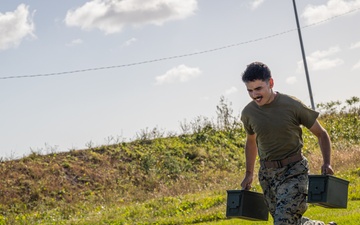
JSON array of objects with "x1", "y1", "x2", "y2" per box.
[
  {"x1": 226, "y1": 190, "x2": 269, "y2": 221},
  {"x1": 308, "y1": 175, "x2": 349, "y2": 208}
]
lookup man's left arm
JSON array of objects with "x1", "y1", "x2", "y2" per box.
[{"x1": 309, "y1": 120, "x2": 335, "y2": 175}]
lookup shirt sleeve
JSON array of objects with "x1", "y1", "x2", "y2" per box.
[
  {"x1": 241, "y1": 110, "x2": 255, "y2": 135},
  {"x1": 297, "y1": 101, "x2": 319, "y2": 129}
]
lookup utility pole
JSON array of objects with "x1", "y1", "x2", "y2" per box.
[{"x1": 292, "y1": 0, "x2": 315, "y2": 110}]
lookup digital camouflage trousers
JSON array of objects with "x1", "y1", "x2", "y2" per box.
[{"x1": 258, "y1": 158, "x2": 325, "y2": 225}]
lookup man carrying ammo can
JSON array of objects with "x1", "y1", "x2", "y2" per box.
[{"x1": 240, "y1": 62, "x2": 336, "y2": 225}]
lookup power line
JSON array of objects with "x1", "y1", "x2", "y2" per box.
[
  {"x1": 1, "y1": 7, "x2": 359, "y2": 81},
  {"x1": 0, "y1": 29, "x2": 297, "y2": 80}
]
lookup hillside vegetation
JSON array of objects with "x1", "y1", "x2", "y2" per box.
[{"x1": 0, "y1": 96, "x2": 359, "y2": 225}]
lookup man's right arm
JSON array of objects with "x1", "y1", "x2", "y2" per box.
[{"x1": 241, "y1": 133, "x2": 258, "y2": 190}]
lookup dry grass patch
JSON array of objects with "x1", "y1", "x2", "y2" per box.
[{"x1": 306, "y1": 146, "x2": 360, "y2": 174}]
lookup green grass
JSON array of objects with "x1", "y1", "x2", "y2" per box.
[
  {"x1": 1, "y1": 169, "x2": 359, "y2": 225},
  {"x1": 3, "y1": 192, "x2": 358, "y2": 225},
  {"x1": 198, "y1": 201, "x2": 360, "y2": 225}
]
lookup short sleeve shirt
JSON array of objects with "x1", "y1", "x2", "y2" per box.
[{"x1": 241, "y1": 92, "x2": 319, "y2": 161}]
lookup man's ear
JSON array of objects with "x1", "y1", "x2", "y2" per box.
[{"x1": 269, "y1": 78, "x2": 274, "y2": 88}]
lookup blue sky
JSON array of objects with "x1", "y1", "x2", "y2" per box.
[{"x1": 1, "y1": 0, "x2": 360, "y2": 158}]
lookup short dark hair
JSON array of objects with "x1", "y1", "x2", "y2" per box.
[{"x1": 242, "y1": 62, "x2": 272, "y2": 82}]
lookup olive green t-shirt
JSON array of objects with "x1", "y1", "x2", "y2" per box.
[{"x1": 241, "y1": 92, "x2": 319, "y2": 161}]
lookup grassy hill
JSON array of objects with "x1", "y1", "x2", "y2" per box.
[{"x1": 0, "y1": 97, "x2": 359, "y2": 225}]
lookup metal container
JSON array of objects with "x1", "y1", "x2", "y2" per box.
[
  {"x1": 226, "y1": 190, "x2": 269, "y2": 221},
  {"x1": 308, "y1": 175, "x2": 349, "y2": 208}
]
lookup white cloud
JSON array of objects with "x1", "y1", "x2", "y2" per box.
[
  {"x1": 224, "y1": 86, "x2": 238, "y2": 95},
  {"x1": 297, "y1": 46, "x2": 344, "y2": 71},
  {"x1": 286, "y1": 76, "x2": 297, "y2": 85},
  {"x1": 311, "y1": 46, "x2": 341, "y2": 58},
  {"x1": 250, "y1": 0, "x2": 265, "y2": 10},
  {"x1": 65, "y1": 0, "x2": 198, "y2": 34},
  {"x1": 350, "y1": 41, "x2": 360, "y2": 49},
  {"x1": 310, "y1": 58, "x2": 344, "y2": 71},
  {"x1": 66, "y1": 38, "x2": 83, "y2": 46},
  {"x1": 302, "y1": 0, "x2": 360, "y2": 25},
  {"x1": 0, "y1": 4, "x2": 35, "y2": 50},
  {"x1": 352, "y1": 60, "x2": 360, "y2": 70},
  {"x1": 155, "y1": 64, "x2": 202, "y2": 85},
  {"x1": 122, "y1": 37, "x2": 137, "y2": 47}
]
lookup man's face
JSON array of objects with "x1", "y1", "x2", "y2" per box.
[{"x1": 245, "y1": 78, "x2": 274, "y2": 106}]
